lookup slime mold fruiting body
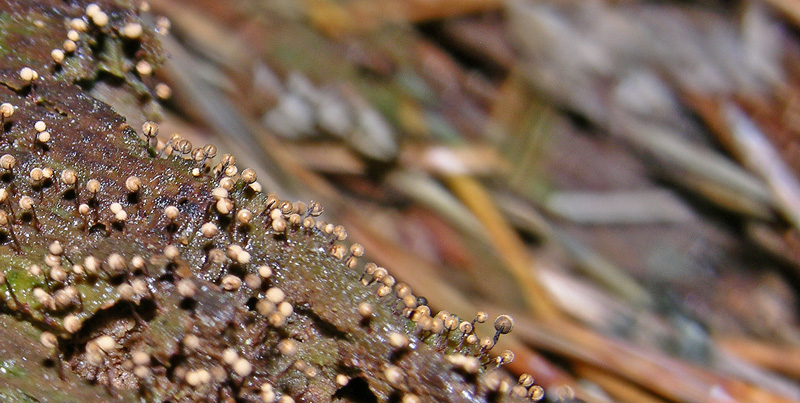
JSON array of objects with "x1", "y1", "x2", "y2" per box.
[{"x1": 0, "y1": 1, "x2": 540, "y2": 402}]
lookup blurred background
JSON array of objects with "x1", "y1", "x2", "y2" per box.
[{"x1": 131, "y1": 1, "x2": 800, "y2": 401}]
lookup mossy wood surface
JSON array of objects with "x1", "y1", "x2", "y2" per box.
[{"x1": 0, "y1": 1, "x2": 530, "y2": 402}]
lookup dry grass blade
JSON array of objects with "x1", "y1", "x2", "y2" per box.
[
  {"x1": 543, "y1": 190, "x2": 696, "y2": 224},
  {"x1": 386, "y1": 171, "x2": 487, "y2": 238},
  {"x1": 305, "y1": 0, "x2": 503, "y2": 35},
  {"x1": 723, "y1": 104, "x2": 800, "y2": 231},
  {"x1": 718, "y1": 337, "x2": 800, "y2": 380},
  {"x1": 400, "y1": 144, "x2": 509, "y2": 177},
  {"x1": 576, "y1": 364, "x2": 669, "y2": 403},
  {"x1": 283, "y1": 142, "x2": 366, "y2": 175},
  {"x1": 504, "y1": 310, "x2": 800, "y2": 403},
  {"x1": 445, "y1": 174, "x2": 561, "y2": 320},
  {"x1": 614, "y1": 121, "x2": 775, "y2": 211},
  {"x1": 673, "y1": 172, "x2": 775, "y2": 219},
  {"x1": 494, "y1": 192, "x2": 654, "y2": 308}
]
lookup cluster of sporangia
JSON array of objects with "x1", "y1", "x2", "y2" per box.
[{"x1": 0, "y1": 2, "x2": 542, "y2": 402}]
